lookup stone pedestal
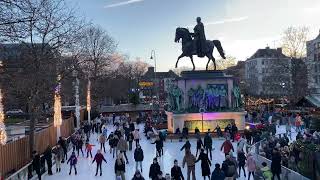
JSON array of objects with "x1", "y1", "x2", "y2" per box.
[{"x1": 166, "y1": 70, "x2": 245, "y2": 133}]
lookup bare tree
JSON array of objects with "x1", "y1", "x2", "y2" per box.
[
  {"x1": 281, "y1": 26, "x2": 309, "y2": 58},
  {"x1": 0, "y1": 0, "x2": 86, "y2": 156},
  {"x1": 209, "y1": 56, "x2": 236, "y2": 70}
]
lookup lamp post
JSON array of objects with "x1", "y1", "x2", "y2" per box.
[
  {"x1": 280, "y1": 82, "x2": 286, "y2": 108},
  {"x1": 73, "y1": 70, "x2": 80, "y2": 129},
  {"x1": 150, "y1": 50, "x2": 159, "y2": 119}
]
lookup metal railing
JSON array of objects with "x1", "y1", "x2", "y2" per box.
[{"x1": 249, "y1": 133, "x2": 310, "y2": 180}]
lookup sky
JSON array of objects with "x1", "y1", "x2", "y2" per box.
[{"x1": 67, "y1": 0, "x2": 320, "y2": 71}]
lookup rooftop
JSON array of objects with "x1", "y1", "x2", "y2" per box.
[{"x1": 248, "y1": 47, "x2": 288, "y2": 59}]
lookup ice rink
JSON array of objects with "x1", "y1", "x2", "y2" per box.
[{"x1": 44, "y1": 123, "x2": 293, "y2": 180}]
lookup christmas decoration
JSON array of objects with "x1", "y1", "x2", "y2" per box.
[{"x1": 0, "y1": 89, "x2": 7, "y2": 145}]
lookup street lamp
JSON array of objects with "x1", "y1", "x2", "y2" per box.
[
  {"x1": 280, "y1": 82, "x2": 286, "y2": 108},
  {"x1": 150, "y1": 50, "x2": 159, "y2": 119}
]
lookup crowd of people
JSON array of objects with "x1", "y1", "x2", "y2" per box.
[{"x1": 29, "y1": 110, "x2": 319, "y2": 180}]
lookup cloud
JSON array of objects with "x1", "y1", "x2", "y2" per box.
[
  {"x1": 187, "y1": 16, "x2": 248, "y2": 28},
  {"x1": 104, "y1": 0, "x2": 144, "y2": 8}
]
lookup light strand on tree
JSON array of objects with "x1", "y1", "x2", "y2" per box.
[
  {"x1": 0, "y1": 89, "x2": 7, "y2": 145},
  {"x1": 87, "y1": 79, "x2": 91, "y2": 112},
  {"x1": 54, "y1": 76, "x2": 62, "y2": 127}
]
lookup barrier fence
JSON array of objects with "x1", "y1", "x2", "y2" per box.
[{"x1": 0, "y1": 117, "x2": 74, "y2": 179}]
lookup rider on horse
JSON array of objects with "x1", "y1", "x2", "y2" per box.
[{"x1": 191, "y1": 17, "x2": 207, "y2": 57}]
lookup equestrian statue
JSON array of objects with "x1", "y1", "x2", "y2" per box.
[{"x1": 175, "y1": 17, "x2": 226, "y2": 70}]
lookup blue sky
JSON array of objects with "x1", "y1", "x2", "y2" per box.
[{"x1": 68, "y1": 0, "x2": 320, "y2": 71}]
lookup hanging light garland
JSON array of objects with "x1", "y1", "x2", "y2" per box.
[
  {"x1": 0, "y1": 89, "x2": 7, "y2": 145},
  {"x1": 54, "y1": 75, "x2": 62, "y2": 127},
  {"x1": 86, "y1": 79, "x2": 91, "y2": 112}
]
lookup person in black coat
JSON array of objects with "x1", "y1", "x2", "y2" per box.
[
  {"x1": 271, "y1": 148, "x2": 282, "y2": 180},
  {"x1": 149, "y1": 158, "x2": 161, "y2": 180},
  {"x1": 58, "y1": 137, "x2": 67, "y2": 160},
  {"x1": 231, "y1": 123, "x2": 238, "y2": 142},
  {"x1": 171, "y1": 159, "x2": 184, "y2": 180},
  {"x1": 237, "y1": 150, "x2": 246, "y2": 177},
  {"x1": 151, "y1": 137, "x2": 163, "y2": 157},
  {"x1": 43, "y1": 146, "x2": 53, "y2": 175},
  {"x1": 180, "y1": 139, "x2": 191, "y2": 152},
  {"x1": 211, "y1": 164, "x2": 225, "y2": 180},
  {"x1": 204, "y1": 133, "x2": 213, "y2": 160},
  {"x1": 196, "y1": 148, "x2": 211, "y2": 179},
  {"x1": 132, "y1": 170, "x2": 145, "y2": 180},
  {"x1": 32, "y1": 151, "x2": 42, "y2": 180},
  {"x1": 134, "y1": 145, "x2": 144, "y2": 172},
  {"x1": 196, "y1": 137, "x2": 203, "y2": 157}
]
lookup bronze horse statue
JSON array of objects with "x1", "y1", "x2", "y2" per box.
[{"x1": 174, "y1": 27, "x2": 226, "y2": 70}]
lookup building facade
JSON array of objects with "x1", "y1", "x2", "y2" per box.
[
  {"x1": 140, "y1": 67, "x2": 178, "y2": 104},
  {"x1": 306, "y1": 31, "x2": 320, "y2": 94},
  {"x1": 245, "y1": 47, "x2": 292, "y2": 97}
]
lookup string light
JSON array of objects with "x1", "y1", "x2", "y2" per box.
[
  {"x1": 0, "y1": 89, "x2": 7, "y2": 145},
  {"x1": 54, "y1": 75, "x2": 62, "y2": 127},
  {"x1": 87, "y1": 79, "x2": 91, "y2": 112}
]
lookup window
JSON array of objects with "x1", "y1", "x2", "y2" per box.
[
  {"x1": 318, "y1": 53, "x2": 320, "y2": 61},
  {"x1": 315, "y1": 54, "x2": 318, "y2": 61}
]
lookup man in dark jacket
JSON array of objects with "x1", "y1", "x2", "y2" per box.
[
  {"x1": 211, "y1": 163, "x2": 225, "y2": 180},
  {"x1": 222, "y1": 155, "x2": 236, "y2": 179},
  {"x1": 204, "y1": 133, "x2": 213, "y2": 160},
  {"x1": 32, "y1": 151, "x2": 42, "y2": 180},
  {"x1": 149, "y1": 158, "x2": 161, "y2": 180},
  {"x1": 134, "y1": 145, "x2": 144, "y2": 172},
  {"x1": 132, "y1": 170, "x2": 145, "y2": 180},
  {"x1": 58, "y1": 136, "x2": 67, "y2": 160},
  {"x1": 180, "y1": 139, "x2": 191, "y2": 152},
  {"x1": 43, "y1": 146, "x2": 53, "y2": 175},
  {"x1": 92, "y1": 150, "x2": 107, "y2": 176},
  {"x1": 171, "y1": 159, "x2": 184, "y2": 180},
  {"x1": 271, "y1": 148, "x2": 282, "y2": 180},
  {"x1": 231, "y1": 123, "x2": 238, "y2": 142}
]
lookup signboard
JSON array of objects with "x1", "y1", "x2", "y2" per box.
[{"x1": 139, "y1": 81, "x2": 154, "y2": 87}]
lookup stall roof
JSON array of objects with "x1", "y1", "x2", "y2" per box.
[{"x1": 296, "y1": 94, "x2": 320, "y2": 108}]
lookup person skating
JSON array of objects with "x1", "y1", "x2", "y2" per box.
[
  {"x1": 133, "y1": 129, "x2": 140, "y2": 147},
  {"x1": 237, "y1": 150, "x2": 247, "y2": 177},
  {"x1": 85, "y1": 141, "x2": 95, "y2": 158},
  {"x1": 32, "y1": 151, "x2": 42, "y2": 180},
  {"x1": 196, "y1": 137, "x2": 203, "y2": 157},
  {"x1": 180, "y1": 138, "x2": 191, "y2": 152},
  {"x1": 99, "y1": 133, "x2": 106, "y2": 153},
  {"x1": 53, "y1": 144, "x2": 64, "y2": 172},
  {"x1": 92, "y1": 149, "x2": 107, "y2": 176},
  {"x1": 128, "y1": 131, "x2": 134, "y2": 151},
  {"x1": 182, "y1": 149, "x2": 196, "y2": 180},
  {"x1": 151, "y1": 137, "x2": 163, "y2": 157},
  {"x1": 171, "y1": 159, "x2": 184, "y2": 180},
  {"x1": 247, "y1": 153, "x2": 256, "y2": 180},
  {"x1": 67, "y1": 152, "x2": 78, "y2": 175},
  {"x1": 117, "y1": 135, "x2": 129, "y2": 164},
  {"x1": 210, "y1": 163, "x2": 225, "y2": 180},
  {"x1": 156, "y1": 171, "x2": 166, "y2": 180},
  {"x1": 115, "y1": 153, "x2": 126, "y2": 180},
  {"x1": 221, "y1": 155, "x2": 236, "y2": 180},
  {"x1": 134, "y1": 144, "x2": 144, "y2": 172},
  {"x1": 132, "y1": 170, "x2": 145, "y2": 180},
  {"x1": 204, "y1": 132, "x2": 213, "y2": 160},
  {"x1": 220, "y1": 137, "x2": 234, "y2": 156},
  {"x1": 149, "y1": 158, "x2": 161, "y2": 180},
  {"x1": 58, "y1": 136, "x2": 67, "y2": 161},
  {"x1": 195, "y1": 148, "x2": 211, "y2": 180},
  {"x1": 76, "y1": 136, "x2": 84, "y2": 157}
]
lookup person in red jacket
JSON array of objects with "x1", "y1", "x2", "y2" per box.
[
  {"x1": 92, "y1": 150, "x2": 107, "y2": 176},
  {"x1": 220, "y1": 138, "x2": 234, "y2": 156},
  {"x1": 85, "y1": 142, "x2": 95, "y2": 158}
]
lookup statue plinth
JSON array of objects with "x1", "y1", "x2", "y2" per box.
[{"x1": 165, "y1": 70, "x2": 245, "y2": 133}]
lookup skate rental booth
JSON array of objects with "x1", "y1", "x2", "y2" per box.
[{"x1": 165, "y1": 70, "x2": 246, "y2": 133}]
